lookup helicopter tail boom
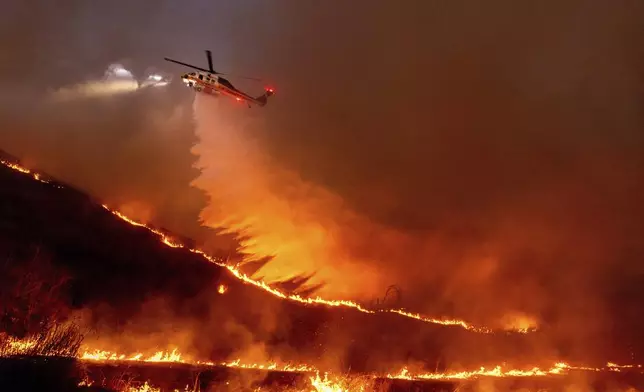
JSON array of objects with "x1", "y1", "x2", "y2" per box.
[{"x1": 253, "y1": 88, "x2": 275, "y2": 106}]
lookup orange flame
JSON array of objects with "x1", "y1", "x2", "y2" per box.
[
  {"x1": 80, "y1": 348, "x2": 184, "y2": 363},
  {"x1": 79, "y1": 347, "x2": 318, "y2": 373},
  {"x1": 0, "y1": 159, "x2": 49, "y2": 184},
  {"x1": 2, "y1": 336, "x2": 643, "y2": 389},
  {"x1": 127, "y1": 381, "x2": 161, "y2": 392},
  {"x1": 1, "y1": 157, "x2": 526, "y2": 334},
  {"x1": 79, "y1": 346, "x2": 637, "y2": 383},
  {"x1": 309, "y1": 372, "x2": 372, "y2": 392},
  {"x1": 387, "y1": 362, "x2": 572, "y2": 381},
  {"x1": 106, "y1": 204, "x2": 508, "y2": 333},
  {"x1": 6, "y1": 159, "x2": 644, "y2": 391}
]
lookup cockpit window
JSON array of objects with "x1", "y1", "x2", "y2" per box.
[{"x1": 218, "y1": 77, "x2": 234, "y2": 89}]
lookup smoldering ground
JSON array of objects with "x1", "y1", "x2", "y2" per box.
[{"x1": 1, "y1": 0, "x2": 644, "y2": 364}]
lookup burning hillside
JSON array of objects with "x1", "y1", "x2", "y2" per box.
[
  {"x1": 0, "y1": 149, "x2": 513, "y2": 334},
  {"x1": 0, "y1": 151, "x2": 540, "y2": 369},
  {"x1": 2, "y1": 151, "x2": 644, "y2": 390}
]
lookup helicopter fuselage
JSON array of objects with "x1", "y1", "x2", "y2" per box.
[
  {"x1": 165, "y1": 50, "x2": 274, "y2": 108},
  {"x1": 181, "y1": 71, "x2": 271, "y2": 107}
]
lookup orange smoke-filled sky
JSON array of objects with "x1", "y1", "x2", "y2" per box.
[{"x1": 1, "y1": 0, "x2": 644, "y2": 351}]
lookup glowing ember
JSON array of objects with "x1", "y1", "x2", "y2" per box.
[
  {"x1": 128, "y1": 381, "x2": 161, "y2": 392},
  {"x1": 218, "y1": 284, "x2": 227, "y2": 294},
  {"x1": 77, "y1": 378, "x2": 94, "y2": 387},
  {"x1": 309, "y1": 372, "x2": 370, "y2": 392}
]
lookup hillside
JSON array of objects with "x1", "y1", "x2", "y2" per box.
[{"x1": 1, "y1": 149, "x2": 565, "y2": 374}]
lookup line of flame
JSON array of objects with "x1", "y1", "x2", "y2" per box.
[
  {"x1": 109, "y1": 364, "x2": 644, "y2": 392},
  {"x1": 386, "y1": 361, "x2": 644, "y2": 381},
  {"x1": 79, "y1": 348, "x2": 318, "y2": 373},
  {"x1": 78, "y1": 347, "x2": 644, "y2": 382},
  {"x1": 1, "y1": 158, "x2": 521, "y2": 334},
  {"x1": 0, "y1": 160, "x2": 49, "y2": 184},
  {"x1": 2, "y1": 337, "x2": 643, "y2": 387},
  {"x1": 106, "y1": 206, "x2": 500, "y2": 333}
]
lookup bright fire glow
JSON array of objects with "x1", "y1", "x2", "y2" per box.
[
  {"x1": 0, "y1": 160, "x2": 49, "y2": 183},
  {"x1": 309, "y1": 372, "x2": 370, "y2": 392},
  {"x1": 0, "y1": 157, "x2": 530, "y2": 334},
  {"x1": 75, "y1": 346, "x2": 644, "y2": 381},
  {"x1": 81, "y1": 348, "x2": 183, "y2": 363},
  {"x1": 386, "y1": 362, "x2": 572, "y2": 380},
  {"x1": 2, "y1": 336, "x2": 643, "y2": 390},
  {"x1": 2, "y1": 125, "x2": 642, "y2": 392},
  {"x1": 127, "y1": 381, "x2": 161, "y2": 392},
  {"x1": 79, "y1": 347, "x2": 318, "y2": 373}
]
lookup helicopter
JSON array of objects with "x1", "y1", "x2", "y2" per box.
[{"x1": 164, "y1": 50, "x2": 274, "y2": 108}]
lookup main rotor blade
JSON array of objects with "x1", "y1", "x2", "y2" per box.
[
  {"x1": 164, "y1": 56, "x2": 263, "y2": 82},
  {"x1": 217, "y1": 73, "x2": 263, "y2": 82},
  {"x1": 164, "y1": 58, "x2": 218, "y2": 74},
  {"x1": 205, "y1": 50, "x2": 215, "y2": 73}
]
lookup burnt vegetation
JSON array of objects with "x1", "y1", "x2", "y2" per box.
[{"x1": 0, "y1": 248, "x2": 89, "y2": 390}]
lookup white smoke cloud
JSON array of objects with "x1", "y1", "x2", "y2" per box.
[{"x1": 49, "y1": 63, "x2": 171, "y2": 102}]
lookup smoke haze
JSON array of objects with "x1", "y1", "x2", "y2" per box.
[{"x1": 1, "y1": 0, "x2": 644, "y2": 359}]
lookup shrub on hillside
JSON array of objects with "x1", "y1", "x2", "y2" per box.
[{"x1": 0, "y1": 245, "x2": 83, "y2": 357}]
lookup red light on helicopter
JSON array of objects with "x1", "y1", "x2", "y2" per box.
[{"x1": 266, "y1": 87, "x2": 275, "y2": 93}]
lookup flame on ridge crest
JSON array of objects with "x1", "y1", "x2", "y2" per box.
[{"x1": 2, "y1": 157, "x2": 526, "y2": 334}]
